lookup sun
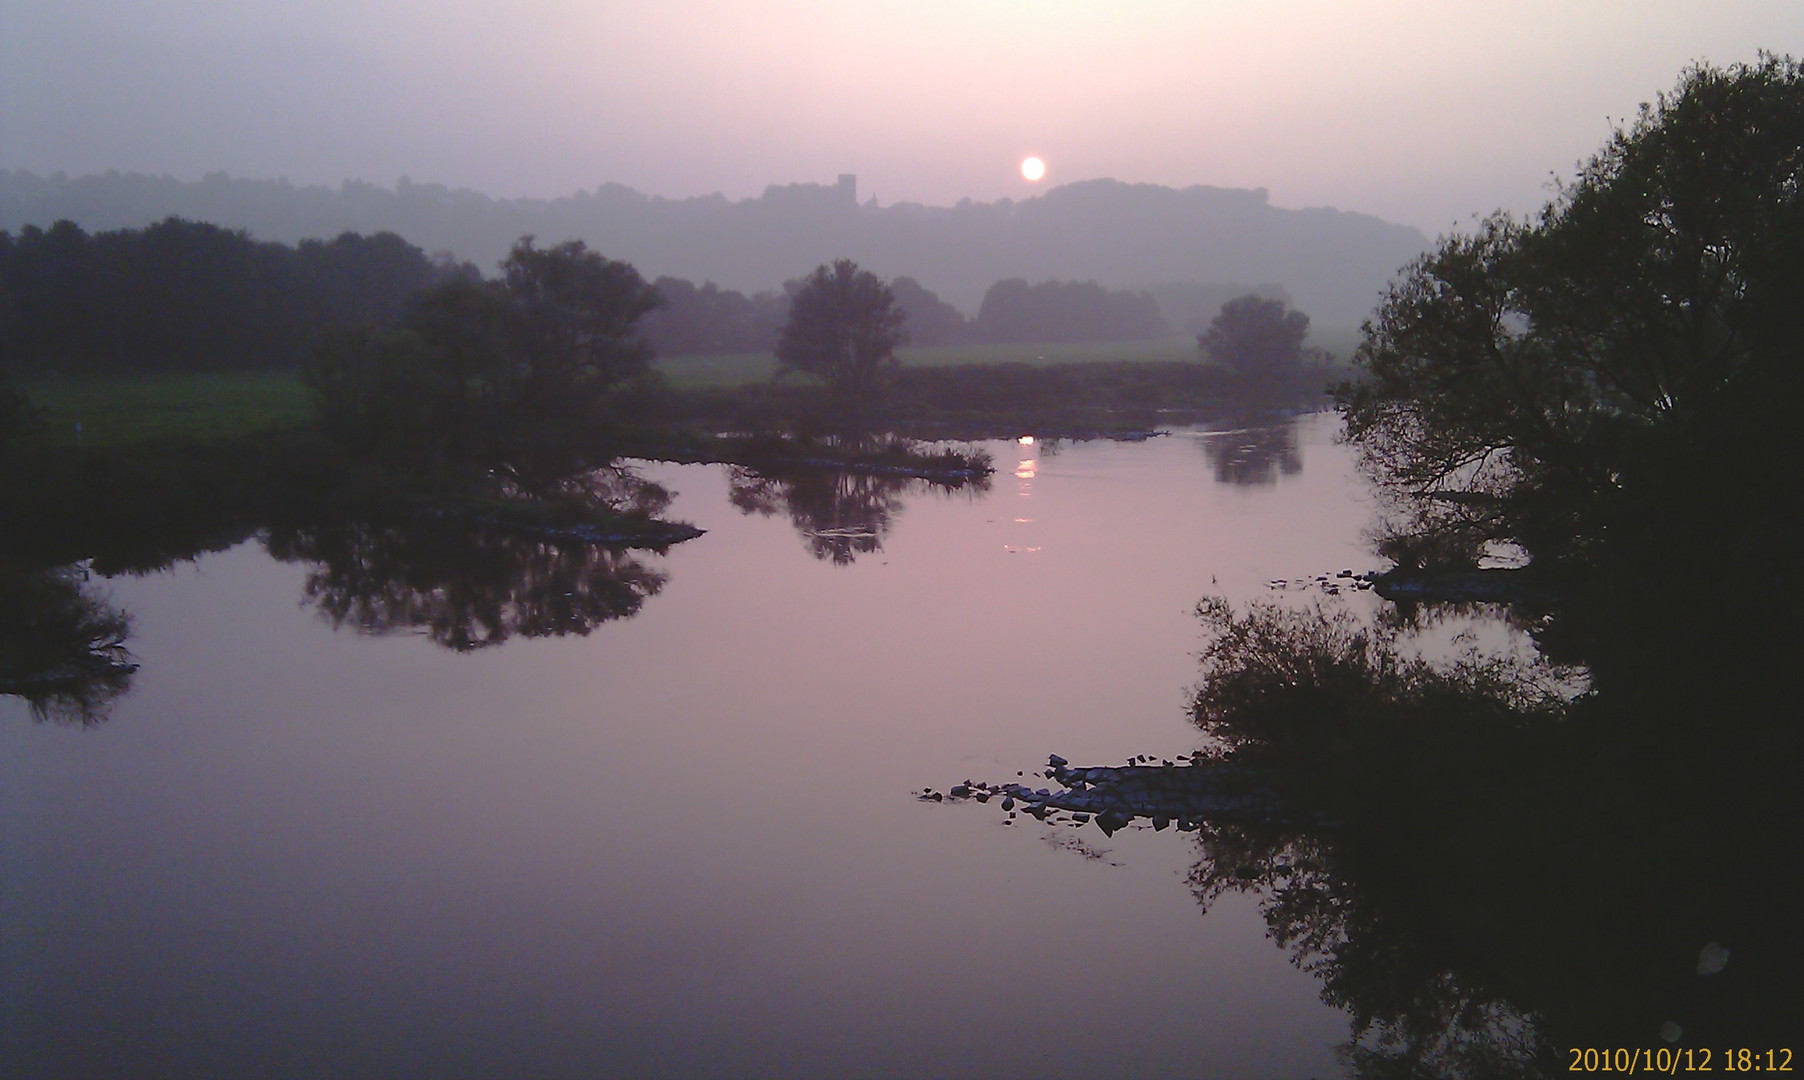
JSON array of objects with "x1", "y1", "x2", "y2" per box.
[{"x1": 1020, "y1": 157, "x2": 1046, "y2": 182}]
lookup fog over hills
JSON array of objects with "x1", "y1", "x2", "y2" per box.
[{"x1": 0, "y1": 170, "x2": 1429, "y2": 327}]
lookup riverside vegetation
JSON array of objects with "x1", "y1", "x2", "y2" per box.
[
  {"x1": 1, "y1": 223, "x2": 1326, "y2": 723},
  {"x1": 4, "y1": 54, "x2": 1799, "y2": 1079},
  {"x1": 929, "y1": 56, "x2": 1804, "y2": 1075},
  {"x1": 1, "y1": 218, "x2": 1332, "y2": 571}
]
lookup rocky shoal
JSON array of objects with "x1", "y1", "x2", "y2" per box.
[{"x1": 922, "y1": 754, "x2": 1334, "y2": 835}]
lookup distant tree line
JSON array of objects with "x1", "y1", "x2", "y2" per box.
[
  {"x1": 1, "y1": 214, "x2": 1267, "y2": 379},
  {"x1": 967, "y1": 278, "x2": 1168, "y2": 343},
  {"x1": 643, "y1": 273, "x2": 1173, "y2": 353},
  {"x1": 0, "y1": 218, "x2": 466, "y2": 374},
  {"x1": 638, "y1": 277, "x2": 788, "y2": 356}
]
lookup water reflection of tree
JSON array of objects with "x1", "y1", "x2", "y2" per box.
[
  {"x1": 1200, "y1": 420, "x2": 1301, "y2": 486},
  {"x1": 1167, "y1": 68, "x2": 1804, "y2": 1069},
  {"x1": 1184, "y1": 592, "x2": 1801, "y2": 1075},
  {"x1": 264, "y1": 523, "x2": 667, "y2": 652},
  {"x1": 728, "y1": 467, "x2": 909, "y2": 565},
  {"x1": 728, "y1": 463, "x2": 988, "y2": 565},
  {"x1": 0, "y1": 562, "x2": 137, "y2": 724},
  {"x1": 1189, "y1": 824, "x2": 1547, "y2": 1079}
]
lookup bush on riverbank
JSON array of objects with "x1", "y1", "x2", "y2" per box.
[{"x1": 634, "y1": 357, "x2": 1330, "y2": 440}]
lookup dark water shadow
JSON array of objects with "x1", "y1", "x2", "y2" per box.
[
  {"x1": 939, "y1": 576, "x2": 1801, "y2": 1075},
  {"x1": 264, "y1": 521, "x2": 668, "y2": 652},
  {"x1": 1, "y1": 456, "x2": 687, "y2": 727},
  {"x1": 0, "y1": 561, "x2": 138, "y2": 725},
  {"x1": 727, "y1": 457, "x2": 992, "y2": 566},
  {"x1": 1199, "y1": 417, "x2": 1302, "y2": 486}
]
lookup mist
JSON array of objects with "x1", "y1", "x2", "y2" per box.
[
  {"x1": 1, "y1": 0, "x2": 1794, "y2": 234},
  {"x1": 0, "y1": 171, "x2": 1421, "y2": 326},
  {"x1": 6, "y1": 10, "x2": 1804, "y2": 1074}
]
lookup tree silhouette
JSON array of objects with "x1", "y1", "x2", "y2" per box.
[
  {"x1": 1199, "y1": 294, "x2": 1311, "y2": 392},
  {"x1": 303, "y1": 236, "x2": 660, "y2": 486},
  {"x1": 774, "y1": 260, "x2": 906, "y2": 398},
  {"x1": 1339, "y1": 56, "x2": 1804, "y2": 571}
]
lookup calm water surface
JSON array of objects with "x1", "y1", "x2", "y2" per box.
[{"x1": 4, "y1": 415, "x2": 1377, "y2": 1078}]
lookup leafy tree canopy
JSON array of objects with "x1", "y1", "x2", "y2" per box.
[
  {"x1": 1199, "y1": 294, "x2": 1313, "y2": 390},
  {"x1": 1339, "y1": 54, "x2": 1804, "y2": 571},
  {"x1": 774, "y1": 259, "x2": 906, "y2": 396},
  {"x1": 304, "y1": 236, "x2": 659, "y2": 486}
]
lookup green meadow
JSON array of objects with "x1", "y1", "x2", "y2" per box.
[
  {"x1": 23, "y1": 371, "x2": 314, "y2": 448},
  {"x1": 15, "y1": 326, "x2": 1360, "y2": 446},
  {"x1": 655, "y1": 330, "x2": 1358, "y2": 390}
]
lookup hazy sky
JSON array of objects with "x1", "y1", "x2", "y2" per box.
[{"x1": 2, "y1": 0, "x2": 1795, "y2": 232}]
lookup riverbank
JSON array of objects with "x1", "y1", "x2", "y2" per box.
[
  {"x1": 0, "y1": 424, "x2": 703, "y2": 572},
  {"x1": 2, "y1": 359, "x2": 1328, "y2": 570}
]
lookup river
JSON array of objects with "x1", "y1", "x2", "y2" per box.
[{"x1": 0, "y1": 414, "x2": 1557, "y2": 1077}]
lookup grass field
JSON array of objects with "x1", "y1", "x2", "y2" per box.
[
  {"x1": 900, "y1": 338, "x2": 1203, "y2": 367},
  {"x1": 653, "y1": 329, "x2": 1362, "y2": 390},
  {"x1": 23, "y1": 371, "x2": 313, "y2": 448},
  {"x1": 17, "y1": 327, "x2": 1365, "y2": 442},
  {"x1": 652, "y1": 353, "x2": 782, "y2": 389},
  {"x1": 652, "y1": 340, "x2": 1205, "y2": 390}
]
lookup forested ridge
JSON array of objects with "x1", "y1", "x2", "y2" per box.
[
  {"x1": 0, "y1": 171, "x2": 1425, "y2": 325},
  {"x1": 1, "y1": 217, "x2": 1254, "y2": 374}
]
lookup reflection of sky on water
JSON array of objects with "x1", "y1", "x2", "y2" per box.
[{"x1": 1, "y1": 414, "x2": 1374, "y2": 1079}]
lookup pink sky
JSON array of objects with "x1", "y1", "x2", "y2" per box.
[{"x1": 1, "y1": 0, "x2": 1795, "y2": 231}]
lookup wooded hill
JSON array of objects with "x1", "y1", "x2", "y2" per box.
[{"x1": 0, "y1": 171, "x2": 1428, "y2": 327}]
